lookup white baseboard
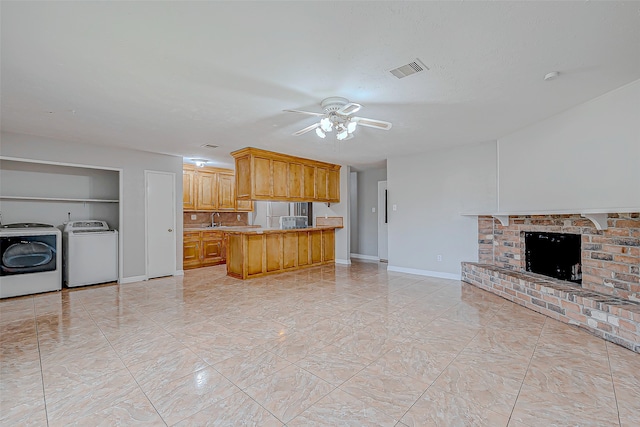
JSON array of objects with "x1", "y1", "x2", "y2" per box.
[
  {"x1": 118, "y1": 275, "x2": 148, "y2": 284},
  {"x1": 386, "y1": 265, "x2": 460, "y2": 281},
  {"x1": 174, "y1": 270, "x2": 184, "y2": 276},
  {"x1": 335, "y1": 258, "x2": 352, "y2": 265},
  {"x1": 350, "y1": 253, "x2": 380, "y2": 261}
]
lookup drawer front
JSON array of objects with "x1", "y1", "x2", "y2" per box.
[{"x1": 184, "y1": 231, "x2": 201, "y2": 241}]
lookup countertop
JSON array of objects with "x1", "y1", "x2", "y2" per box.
[
  {"x1": 184, "y1": 225, "x2": 340, "y2": 234},
  {"x1": 223, "y1": 226, "x2": 339, "y2": 235},
  {"x1": 183, "y1": 226, "x2": 261, "y2": 232}
]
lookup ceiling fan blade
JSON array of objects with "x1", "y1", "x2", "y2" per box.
[
  {"x1": 352, "y1": 117, "x2": 392, "y2": 130},
  {"x1": 336, "y1": 102, "x2": 362, "y2": 116},
  {"x1": 283, "y1": 109, "x2": 326, "y2": 117},
  {"x1": 292, "y1": 122, "x2": 321, "y2": 136}
]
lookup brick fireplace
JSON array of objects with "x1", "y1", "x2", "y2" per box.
[{"x1": 462, "y1": 213, "x2": 640, "y2": 353}]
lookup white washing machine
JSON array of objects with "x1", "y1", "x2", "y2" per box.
[{"x1": 63, "y1": 220, "x2": 118, "y2": 287}]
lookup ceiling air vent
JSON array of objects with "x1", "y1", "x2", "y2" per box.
[
  {"x1": 389, "y1": 59, "x2": 429, "y2": 79},
  {"x1": 200, "y1": 144, "x2": 219, "y2": 149}
]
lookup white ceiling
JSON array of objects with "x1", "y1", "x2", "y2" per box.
[{"x1": 2, "y1": 1, "x2": 639, "y2": 170}]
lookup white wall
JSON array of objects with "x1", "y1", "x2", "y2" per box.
[
  {"x1": 498, "y1": 80, "x2": 640, "y2": 212},
  {"x1": 354, "y1": 168, "x2": 387, "y2": 258},
  {"x1": 0, "y1": 132, "x2": 184, "y2": 280},
  {"x1": 388, "y1": 141, "x2": 497, "y2": 278},
  {"x1": 313, "y1": 165, "x2": 350, "y2": 264},
  {"x1": 349, "y1": 171, "x2": 358, "y2": 254},
  {"x1": 385, "y1": 80, "x2": 639, "y2": 279}
]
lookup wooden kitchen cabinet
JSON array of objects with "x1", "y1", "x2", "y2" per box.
[
  {"x1": 183, "y1": 230, "x2": 227, "y2": 269},
  {"x1": 282, "y1": 233, "x2": 298, "y2": 269},
  {"x1": 226, "y1": 228, "x2": 337, "y2": 279},
  {"x1": 303, "y1": 165, "x2": 316, "y2": 199},
  {"x1": 183, "y1": 232, "x2": 201, "y2": 269},
  {"x1": 197, "y1": 170, "x2": 218, "y2": 210},
  {"x1": 315, "y1": 168, "x2": 328, "y2": 200},
  {"x1": 231, "y1": 147, "x2": 340, "y2": 203},
  {"x1": 310, "y1": 230, "x2": 323, "y2": 264},
  {"x1": 201, "y1": 230, "x2": 225, "y2": 266},
  {"x1": 183, "y1": 169, "x2": 197, "y2": 210},
  {"x1": 183, "y1": 165, "x2": 253, "y2": 212},
  {"x1": 217, "y1": 173, "x2": 236, "y2": 210},
  {"x1": 235, "y1": 199, "x2": 253, "y2": 211}
]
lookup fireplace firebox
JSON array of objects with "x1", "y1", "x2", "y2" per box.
[{"x1": 524, "y1": 232, "x2": 582, "y2": 284}]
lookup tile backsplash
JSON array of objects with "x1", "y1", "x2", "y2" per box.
[{"x1": 183, "y1": 212, "x2": 248, "y2": 227}]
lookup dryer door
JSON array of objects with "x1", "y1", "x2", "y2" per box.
[{"x1": 0, "y1": 235, "x2": 57, "y2": 276}]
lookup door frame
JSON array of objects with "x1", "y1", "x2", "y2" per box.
[
  {"x1": 144, "y1": 170, "x2": 177, "y2": 279},
  {"x1": 377, "y1": 180, "x2": 388, "y2": 262}
]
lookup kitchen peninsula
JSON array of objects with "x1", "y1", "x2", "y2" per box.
[
  {"x1": 226, "y1": 226, "x2": 338, "y2": 279},
  {"x1": 225, "y1": 147, "x2": 343, "y2": 279}
]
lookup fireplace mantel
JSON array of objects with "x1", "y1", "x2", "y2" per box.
[{"x1": 461, "y1": 207, "x2": 640, "y2": 230}]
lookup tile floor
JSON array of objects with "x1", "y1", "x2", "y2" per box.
[{"x1": 1, "y1": 260, "x2": 638, "y2": 426}]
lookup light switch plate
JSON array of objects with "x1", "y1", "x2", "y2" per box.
[
  {"x1": 393, "y1": 204, "x2": 397, "y2": 211},
  {"x1": 372, "y1": 207, "x2": 376, "y2": 213}
]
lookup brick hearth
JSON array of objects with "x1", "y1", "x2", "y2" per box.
[
  {"x1": 462, "y1": 263, "x2": 640, "y2": 353},
  {"x1": 464, "y1": 213, "x2": 640, "y2": 353}
]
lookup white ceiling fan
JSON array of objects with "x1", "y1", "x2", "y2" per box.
[{"x1": 284, "y1": 97, "x2": 392, "y2": 141}]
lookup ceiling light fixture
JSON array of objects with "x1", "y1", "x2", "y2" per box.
[
  {"x1": 191, "y1": 158, "x2": 209, "y2": 167},
  {"x1": 284, "y1": 97, "x2": 392, "y2": 141},
  {"x1": 544, "y1": 71, "x2": 560, "y2": 81},
  {"x1": 320, "y1": 117, "x2": 333, "y2": 132}
]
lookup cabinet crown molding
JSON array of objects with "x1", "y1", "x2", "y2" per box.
[{"x1": 230, "y1": 147, "x2": 341, "y2": 171}]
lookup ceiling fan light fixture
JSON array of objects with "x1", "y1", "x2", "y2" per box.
[{"x1": 285, "y1": 96, "x2": 392, "y2": 141}]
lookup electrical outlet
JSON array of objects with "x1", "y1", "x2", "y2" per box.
[
  {"x1": 392, "y1": 204, "x2": 397, "y2": 211},
  {"x1": 237, "y1": 214, "x2": 241, "y2": 221},
  {"x1": 190, "y1": 214, "x2": 197, "y2": 220},
  {"x1": 372, "y1": 207, "x2": 376, "y2": 213},
  {"x1": 437, "y1": 254, "x2": 442, "y2": 262}
]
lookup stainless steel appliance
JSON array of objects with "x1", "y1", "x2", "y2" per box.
[
  {"x1": 0, "y1": 223, "x2": 62, "y2": 298},
  {"x1": 279, "y1": 216, "x2": 308, "y2": 230},
  {"x1": 293, "y1": 202, "x2": 313, "y2": 227}
]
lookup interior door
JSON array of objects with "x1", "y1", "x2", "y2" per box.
[
  {"x1": 146, "y1": 171, "x2": 176, "y2": 278},
  {"x1": 377, "y1": 181, "x2": 388, "y2": 261}
]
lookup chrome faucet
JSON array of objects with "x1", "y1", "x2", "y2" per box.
[{"x1": 211, "y1": 212, "x2": 220, "y2": 227}]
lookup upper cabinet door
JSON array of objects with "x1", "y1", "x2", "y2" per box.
[
  {"x1": 235, "y1": 156, "x2": 251, "y2": 199},
  {"x1": 217, "y1": 173, "x2": 236, "y2": 211},
  {"x1": 316, "y1": 168, "x2": 328, "y2": 201},
  {"x1": 328, "y1": 169, "x2": 340, "y2": 202},
  {"x1": 288, "y1": 163, "x2": 304, "y2": 199},
  {"x1": 303, "y1": 165, "x2": 316, "y2": 200},
  {"x1": 272, "y1": 160, "x2": 289, "y2": 199},
  {"x1": 254, "y1": 157, "x2": 272, "y2": 197},
  {"x1": 197, "y1": 171, "x2": 218, "y2": 210},
  {"x1": 183, "y1": 169, "x2": 197, "y2": 210}
]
